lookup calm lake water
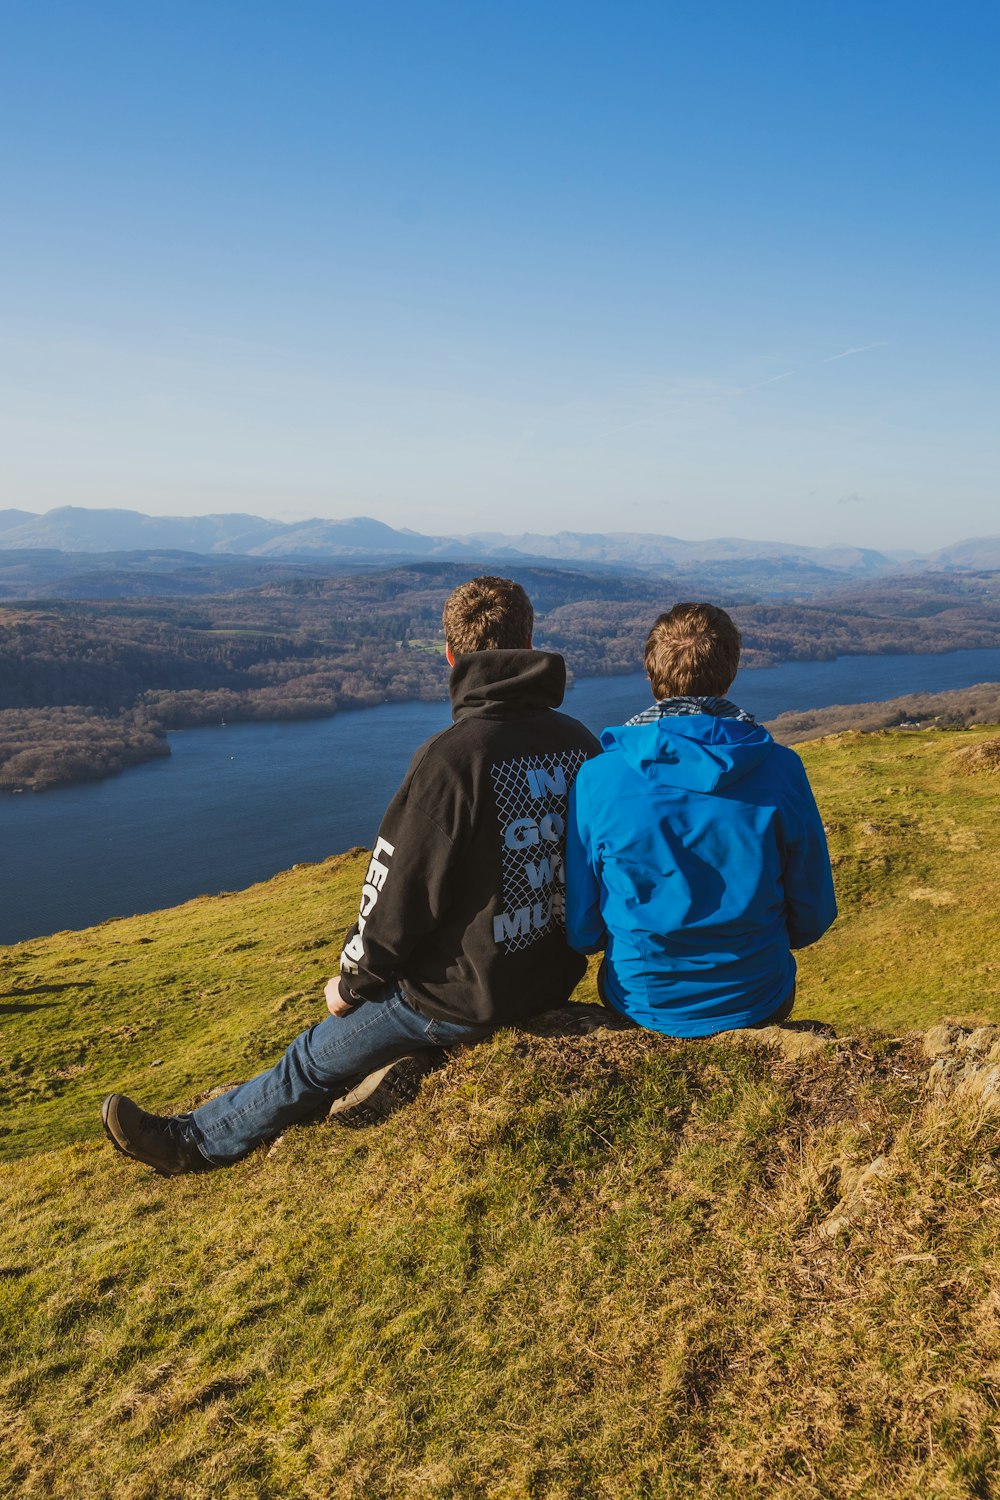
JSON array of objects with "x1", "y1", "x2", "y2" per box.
[{"x1": 3, "y1": 647, "x2": 1000, "y2": 946}]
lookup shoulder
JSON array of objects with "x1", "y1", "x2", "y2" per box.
[
  {"x1": 407, "y1": 710, "x2": 599, "y2": 773},
  {"x1": 401, "y1": 718, "x2": 490, "y2": 783},
  {"x1": 767, "y1": 740, "x2": 806, "y2": 773},
  {"x1": 765, "y1": 741, "x2": 813, "y2": 785},
  {"x1": 763, "y1": 740, "x2": 822, "y2": 808},
  {"x1": 402, "y1": 723, "x2": 459, "y2": 775},
  {"x1": 544, "y1": 710, "x2": 602, "y2": 755},
  {"x1": 573, "y1": 743, "x2": 620, "y2": 792}
]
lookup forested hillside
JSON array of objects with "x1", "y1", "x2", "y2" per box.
[{"x1": 2, "y1": 565, "x2": 999, "y2": 790}]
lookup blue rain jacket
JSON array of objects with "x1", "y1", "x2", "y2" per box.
[{"x1": 565, "y1": 715, "x2": 837, "y2": 1036}]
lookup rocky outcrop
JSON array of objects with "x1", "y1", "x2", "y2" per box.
[
  {"x1": 718, "y1": 1020, "x2": 839, "y2": 1059},
  {"x1": 922, "y1": 1021, "x2": 1000, "y2": 1107},
  {"x1": 817, "y1": 1154, "x2": 891, "y2": 1240}
]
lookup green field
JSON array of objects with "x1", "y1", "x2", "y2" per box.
[{"x1": 2, "y1": 727, "x2": 999, "y2": 1498}]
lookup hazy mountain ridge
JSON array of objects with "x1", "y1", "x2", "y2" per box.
[
  {"x1": 0, "y1": 507, "x2": 288, "y2": 555},
  {"x1": 467, "y1": 528, "x2": 894, "y2": 572},
  {"x1": 926, "y1": 535, "x2": 1000, "y2": 570},
  {"x1": 0, "y1": 508, "x2": 495, "y2": 562},
  {"x1": 0, "y1": 509, "x2": 36, "y2": 530},
  {"x1": 3, "y1": 505, "x2": 996, "y2": 574}
]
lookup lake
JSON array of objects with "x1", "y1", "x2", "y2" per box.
[{"x1": 3, "y1": 647, "x2": 1000, "y2": 945}]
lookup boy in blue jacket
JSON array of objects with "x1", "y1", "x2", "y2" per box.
[{"x1": 565, "y1": 603, "x2": 836, "y2": 1036}]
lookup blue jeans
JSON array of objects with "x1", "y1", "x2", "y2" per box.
[{"x1": 188, "y1": 983, "x2": 495, "y2": 1165}]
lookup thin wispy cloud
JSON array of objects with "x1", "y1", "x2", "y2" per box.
[
  {"x1": 736, "y1": 370, "x2": 796, "y2": 393},
  {"x1": 599, "y1": 341, "x2": 883, "y2": 438},
  {"x1": 601, "y1": 369, "x2": 798, "y2": 435},
  {"x1": 821, "y1": 341, "x2": 888, "y2": 364}
]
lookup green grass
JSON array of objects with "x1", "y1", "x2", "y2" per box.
[
  {"x1": 793, "y1": 725, "x2": 1000, "y2": 1033},
  {"x1": 0, "y1": 848, "x2": 367, "y2": 1163},
  {"x1": 408, "y1": 636, "x2": 450, "y2": 655},
  {"x1": 2, "y1": 727, "x2": 1000, "y2": 1498},
  {"x1": 195, "y1": 627, "x2": 295, "y2": 638}
]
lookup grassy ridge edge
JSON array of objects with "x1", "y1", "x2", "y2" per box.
[{"x1": 2, "y1": 726, "x2": 1000, "y2": 1497}]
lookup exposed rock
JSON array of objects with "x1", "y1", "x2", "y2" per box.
[
  {"x1": 954, "y1": 1064, "x2": 1000, "y2": 1109},
  {"x1": 923, "y1": 1023, "x2": 965, "y2": 1059},
  {"x1": 928, "y1": 1056, "x2": 968, "y2": 1095},
  {"x1": 961, "y1": 1026, "x2": 999, "y2": 1056},
  {"x1": 837, "y1": 1154, "x2": 889, "y2": 1200},
  {"x1": 922, "y1": 1024, "x2": 1000, "y2": 1111},
  {"x1": 818, "y1": 1154, "x2": 890, "y2": 1239},
  {"x1": 719, "y1": 1023, "x2": 831, "y2": 1059}
]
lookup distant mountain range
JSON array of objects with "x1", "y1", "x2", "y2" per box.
[{"x1": 1, "y1": 505, "x2": 997, "y2": 574}]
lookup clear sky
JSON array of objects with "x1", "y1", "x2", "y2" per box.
[{"x1": 1, "y1": 1, "x2": 997, "y2": 549}]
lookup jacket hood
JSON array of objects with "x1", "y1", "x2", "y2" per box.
[
  {"x1": 450, "y1": 649, "x2": 567, "y2": 719},
  {"x1": 601, "y1": 713, "x2": 774, "y2": 792}
]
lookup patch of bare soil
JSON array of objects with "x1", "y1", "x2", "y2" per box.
[{"x1": 951, "y1": 734, "x2": 1000, "y2": 774}]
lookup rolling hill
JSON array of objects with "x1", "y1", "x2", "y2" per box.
[{"x1": 2, "y1": 725, "x2": 1000, "y2": 1497}]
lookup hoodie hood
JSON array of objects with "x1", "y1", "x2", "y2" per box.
[
  {"x1": 601, "y1": 713, "x2": 774, "y2": 792},
  {"x1": 450, "y1": 649, "x2": 567, "y2": 720}
]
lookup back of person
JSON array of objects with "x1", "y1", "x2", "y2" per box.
[
  {"x1": 565, "y1": 604, "x2": 836, "y2": 1037},
  {"x1": 349, "y1": 645, "x2": 601, "y2": 1028},
  {"x1": 102, "y1": 574, "x2": 602, "y2": 1179}
]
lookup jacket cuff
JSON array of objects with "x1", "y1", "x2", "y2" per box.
[{"x1": 338, "y1": 972, "x2": 389, "y2": 1006}]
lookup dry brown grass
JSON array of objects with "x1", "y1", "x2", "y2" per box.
[
  {"x1": 951, "y1": 735, "x2": 1000, "y2": 775},
  {"x1": 3, "y1": 1025, "x2": 1000, "y2": 1498}
]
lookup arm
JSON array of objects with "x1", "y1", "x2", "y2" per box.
[
  {"x1": 325, "y1": 976, "x2": 356, "y2": 1016},
  {"x1": 780, "y1": 758, "x2": 838, "y2": 950},
  {"x1": 565, "y1": 771, "x2": 607, "y2": 955},
  {"x1": 339, "y1": 767, "x2": 461, "y2": 1004}
]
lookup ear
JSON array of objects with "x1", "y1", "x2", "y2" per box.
[{"x1": 445, "y1": 644, "x2": 455, "y2": 667}]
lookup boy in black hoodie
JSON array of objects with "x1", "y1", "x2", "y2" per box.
[{"x1": 102, "y1": 577, "x2": 600, "y2": 1175}]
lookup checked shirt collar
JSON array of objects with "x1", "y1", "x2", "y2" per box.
[{"x1": 624, "y1": 695, "x2": 758, "y2": 727}]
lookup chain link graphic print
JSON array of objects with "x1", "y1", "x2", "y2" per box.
[{"x1": 490, "y1": 749, "x2": 589, "y2": 952}]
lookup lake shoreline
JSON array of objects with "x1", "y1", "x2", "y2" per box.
[
  {"x1": 6, "y1": 642, "x2": 1000, "y2": 796},
  {"x1": 4, "y1": 646, "x2": 1000, "y2": 944}
]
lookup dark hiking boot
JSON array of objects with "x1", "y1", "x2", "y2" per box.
[
  {"x1": 326, "y1": 1050, "x2": 446, "y2": 1129},
  {"x1": 101, "y1": 1094, "x2": 213, "y2": 1177}
]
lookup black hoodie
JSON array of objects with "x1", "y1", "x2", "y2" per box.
[{"x1": 339, "y1": 649, "x2": 601, "y2": 1026}]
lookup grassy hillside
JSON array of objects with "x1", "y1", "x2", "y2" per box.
[{"x1": 2, "y1": 726, "x2": 999, "y2": 1498}]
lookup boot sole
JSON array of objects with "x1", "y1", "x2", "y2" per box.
[{"x1": 327, "y1": 1051, "x2": 444, "y2": 1129}]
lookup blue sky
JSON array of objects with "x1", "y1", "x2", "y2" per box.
[{"x1": 1, "y1": 1, "x2": 997, "y2": 548}]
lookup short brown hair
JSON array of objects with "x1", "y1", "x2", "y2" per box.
[
  {"x1": 644, "y1": 602, "x2": 741, "y2": 699},
  {"x1": 442, "y1": 576, "x2": 533, "y2": 654}
]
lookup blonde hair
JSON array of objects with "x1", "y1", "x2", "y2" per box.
[
  {"x1": 442, "y1": 576, "x2": 533, "y2": 654},
  {"x1": 644, "y1": 603, "x2": 741, "y2": 699}
]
